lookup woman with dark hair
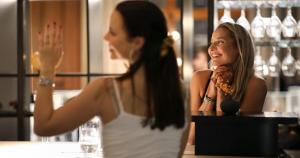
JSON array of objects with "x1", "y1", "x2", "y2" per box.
[{"x1": 33, "y1": 1, "x2": 188, "y2": 157}]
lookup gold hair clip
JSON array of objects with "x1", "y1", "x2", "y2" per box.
[{"x1": 161, "y1": 36, "x2": 174, "y2": 57}]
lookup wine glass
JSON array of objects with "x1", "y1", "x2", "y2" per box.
[
  {"x1": 267, "y1": 46, "x2": 281, "y2": 77},
  {"x1": 219, "y1": 7, "x2": 235, "y2": 24},
  {"x1": 296, "y1": 57, "x2": 300, "y2": 75},
  {"x1": 254, "y1": 47, "x2": 268, "y2": 76},
  {"x1": 281, "y1": 47, "x2": 296, "y2": 77},
  {"x1": 236, "y1": 5, "x2": 250, "y2": 31},
  {"x1": 282, "y1": 5, "x2": 298, "y2": 38},
  {"x1": 251, "y1": 6, "x2": 265, "y2": 39},
  {"x1": 298, "y1": 19, "x2": 300, "y2": 37},
  {"x1": 266, "y1": 6, "x2": 282, "y2": 41}
]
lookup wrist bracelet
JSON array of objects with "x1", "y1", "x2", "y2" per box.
[
  {"x1": 203, "y1": 94, "x2": 216, "y2": 105},
  {"x1": 39, "y1": 76, "x2": 55, "y2": 87}
]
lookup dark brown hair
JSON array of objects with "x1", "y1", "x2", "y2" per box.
[{"x1": 116, "y1": 0, "x2": 185, "y2": 130}]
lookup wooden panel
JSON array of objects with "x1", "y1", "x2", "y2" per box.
[{"x1": 30, "y1": 1, "x2": 82, "y2": 89}]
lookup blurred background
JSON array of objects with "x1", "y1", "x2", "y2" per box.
[{"x1": 0, "y1": 0, "x2": 299, "y2": 143}]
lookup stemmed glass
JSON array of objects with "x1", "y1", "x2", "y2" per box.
[
  {"x1": 296, "y1": 57, "x2": 300, "y2": 75},
  {"x1": 219, "y1": 6, "x2": 235, "y2": 24},
  {"x1": 298, "y1": 20, "x2": 300, "y2": 37},
  {"x1": 268, "y1": 46, "x2": 281, "y2": 77},
  {"x1": 281, "y1": 47, "x2": 296, "y2": 77},
  {"x1": 251, "y1": 6, "x2": 265, "y2": 39},
  {"x1": 266, "y1": 6, "x2": 282, "y2": 41},
  {"x1": 282, "y1": 5, "x2": 298, "y2": 38},
  {"x1": 254, "y1": 47, "x2": 268, "y2": 76},
  {"x1": 236, "y1": 3, "x2": 250, "y2": 31}
]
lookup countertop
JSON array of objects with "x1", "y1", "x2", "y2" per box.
[{"x1": 1, "y1": 141, "x2": 299, "y2": 158}]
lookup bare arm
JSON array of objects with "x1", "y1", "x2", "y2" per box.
[
  {"x1": 34, "y1": 78, "x2": 107, "y2": 136},
  {"x1": 188, "y1": 71, "x2": 215, "y2": 145},
  {"x1": 187, "y1": 72, "x2": 201, "y2": 145}
]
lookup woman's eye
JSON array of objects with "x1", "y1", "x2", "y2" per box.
[
  {"x1": 109, "y1": 30, "x2": 116, "y2": 36},
  {"x1": 216, "y1": 41, "x2": 224, "y2": 45}
]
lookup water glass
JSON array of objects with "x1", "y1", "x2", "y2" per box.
[{"x1": 79, "y1": 117, "x2": 101, "y2": 155}]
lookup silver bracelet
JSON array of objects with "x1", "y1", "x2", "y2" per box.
[
  {"x1": 39, "y1": 76, "x2": 55, "y2": 87},
  {"x1": 203, "y1": 94, "x2": 216, "y2": 105}
]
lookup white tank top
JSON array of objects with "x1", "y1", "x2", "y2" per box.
[{"x1": 102, "y1": 80, "x2": 186, "y2": 158}]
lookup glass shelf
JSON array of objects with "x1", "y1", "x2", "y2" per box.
[
  {"x1": 255, "y1": 39, "x2": 300, "y2": 48},
  {"x1": 0, "y1": 73, "x2": 120, "y2": 77},
  {"x1": 0, "y1": 110, "x2": 32, "y2": 117}
]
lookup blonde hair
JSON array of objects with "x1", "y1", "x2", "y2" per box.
[{"x1": 216, "y1": 23, "x2": 255, "y2": 102}]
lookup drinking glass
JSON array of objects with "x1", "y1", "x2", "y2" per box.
[
  {"x1": 236, "y1": 7, "x2": 250, "y2": 31},
  {"x1": 281, "y1": 47, "x2": 296, "y2": 77},
  {"x1": 298, "y1": 20, "x2": 300, "y2": 37},
  {"x1": 79, "y1": 117, "x2": 101, "y2": 156},
  {"x1": 267, "y1": 46, "x2": 281, "y2": 77},
  {"x1": 254, "y1": 47, "x2": 268, "y2": 76},
  {"x1": 296, "y1": 57, "x2": 300, "y2": 75},
  {"x1": 266, "y1": 6, "x2": 282, "y2": 41},
  {"x1": 282, "y1": 5, "x2": 298, "y2": 38},
  {"x1": 219, "y1": 7, "x2": 235, "y2": 24},
  {"x1": 251, "y1": 6, "x2": 265, "y2": 39}
]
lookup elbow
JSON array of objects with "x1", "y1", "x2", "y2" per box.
[
  {"x1": 34, "y1": 124, "x2": 52, "y2": 137},
  {"x1": 33, "y1": 125, "x2": 45, "y2": 136}
]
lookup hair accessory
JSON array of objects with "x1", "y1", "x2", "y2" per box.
[{"x1": 161, "y1": 36, "x2": 174, "y2": 57}]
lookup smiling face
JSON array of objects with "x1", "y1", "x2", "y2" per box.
[
  {"x1": 104, "y1": 10, "x2": 134, "y2": 60},
  {"x1": 208, "y1": 27, "x2": 239, "y2": 67}
]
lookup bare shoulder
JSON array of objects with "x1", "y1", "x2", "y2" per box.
[
  {"x1": 248, "y1": 74, "x2": 267, "y2": 91},
  {"x1": 191, "y1": 70, "x2": 212, "y2": 85},
  {"x1": 190, "y1": 70, "x2": 212, "y2": 98},
  {"x1": 240, "y1": 74, "x2": 267, "y2": 113},
  {"x1": 80, "y1": 77, "x2": 114, "y2": 99}
]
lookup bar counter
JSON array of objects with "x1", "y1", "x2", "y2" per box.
[{"x1": 1, "y1": 141, "x2": 300, "y2": 158}]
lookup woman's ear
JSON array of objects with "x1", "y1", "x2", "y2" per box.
[{"x1": 132, "y1": 36, "x2": 145, "y2": 51}]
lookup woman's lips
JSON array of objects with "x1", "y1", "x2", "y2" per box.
[{"x1": 108, "y1": 45, "x2": 116, "y2": 53}]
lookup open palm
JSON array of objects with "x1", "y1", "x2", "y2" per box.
[{"x1": 38, "y1": 22, "x2": 64, "y2": 73}]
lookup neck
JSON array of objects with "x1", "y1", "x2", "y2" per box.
[{"x1": 132, "y1": 64, "x2": 145, "y2": 82}]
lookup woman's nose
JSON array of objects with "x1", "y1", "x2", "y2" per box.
[
  {"x1": 209, "y1": 43, "x2": 217, "y2": 50},
  {"x1": 208, "y1": 45, "x2": 214, "y2": 54},
  {"x1": 104, "y1": 32, "x2": 109, "y2": 41}
]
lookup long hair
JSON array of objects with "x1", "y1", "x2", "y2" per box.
[
  {"x1": 217, "y1": 23, "x2": 255, "y2": 102},
  {"x1": 115, "y1": 1, "x2": 185, "y2": 130}
]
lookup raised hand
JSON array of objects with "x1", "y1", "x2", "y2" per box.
[{"x1": 37, "y1": 22, "x2": 64, "y2": 74}]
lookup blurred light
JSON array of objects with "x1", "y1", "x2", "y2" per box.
[
  {"x1": 169, "y1": 30, "x2": 181, "y2": 41},
  {"x1": 177, "y1": 57, "x2": 182, "y2": 67}
]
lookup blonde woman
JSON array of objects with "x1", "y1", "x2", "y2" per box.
[{"x1": 188, "y1": 22, "x2": 267, "y2": 145}]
